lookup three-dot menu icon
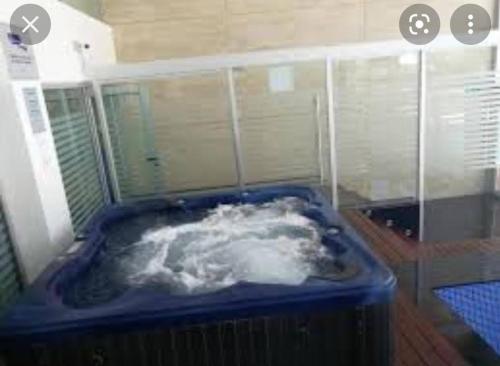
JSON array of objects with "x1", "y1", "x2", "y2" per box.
[
  {"x1": 450, "y1": 4, "x2": 491, "y2": 45},
  {"x1": 467, "y1": 14, "x2": 474, "y2": 35}
]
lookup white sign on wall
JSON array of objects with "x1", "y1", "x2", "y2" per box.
[
  {"x1": 0, "y1": 23, "x2": 39, "y2": 80},
  {"x1": 268, "y1": 65, "x2": 295, "y2": 93}
]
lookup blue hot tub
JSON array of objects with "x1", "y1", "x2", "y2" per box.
[{"x1": 0, "y1": 186, "x2": 396, "y2": 366}]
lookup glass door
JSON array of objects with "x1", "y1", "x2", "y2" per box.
[
  {"x1": 101, "y1": 83, "x2": 164, "y2": 199},
  {"x1": 101, "y1": 72, "x2": 239, "y2": 199}
]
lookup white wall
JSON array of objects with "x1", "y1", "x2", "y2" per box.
[
  {"x1": 0, "y1": 0, "x2": 115, "y2": 282},
  {"x1": 0, "y1": 82, "x2": 57, "y2": 282}
]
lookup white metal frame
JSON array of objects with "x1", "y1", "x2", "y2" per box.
[
  {"x1": 89, "y1": 33, "x2": 499, "y2": 82},
  {"x1": 82, "y1": 85, "x2": 113, "y2": 206},
  {"x1": 92, "y1": 80, "x2": 122, "y2": 202},
  {"x1": 326, "y1": 58, "x2": 339, "y2": 209},
  {"x1": 417, "y1": 50, "x2": 427, "y2": 242},
  {"x1": 314, "y1": 91, "x2": 325, "y2": 186},
  {"x1": 416, "y1": 50, "x2": 427, "y2": 304},
  {"x1": 85, "y1": 31, "x2": 499, "y2": 214},
  {"x1": 227, "y1": 68, "x2": 246, "y2": 189}
]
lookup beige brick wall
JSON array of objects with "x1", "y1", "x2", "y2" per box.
[{"x1": 103, "y1": 0, "x2": 496, "y2": 62}]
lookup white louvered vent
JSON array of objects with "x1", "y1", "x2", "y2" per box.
[
  {"x1": 45, "y1": 88, "x2": 107, "y2": 232},
  {"x1": 0, "y1": 200, "x2": 22, "y2": 312}
]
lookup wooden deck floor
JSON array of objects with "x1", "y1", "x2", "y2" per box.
[
  {"x1": 343, "y1": 210, "x2": 500, "y2": 266},
  {"x1": 342, "y1": 210, "x2": 476, "y2": 366},
  {"x1": 395, "y1": 292, "x2": 468, "y2": 366}
]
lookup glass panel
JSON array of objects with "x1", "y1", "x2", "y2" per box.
[
  {"x1": 423, "y1": 46, "x2": 498, "y2": 242},
  {"x1": 45, "y1": 88, "x2": 107, "y2": 233},
  {"x1": 102, "y1": 83, "x2": 163, "y2": 199},
  {"x1": 335, "y1": 54, "x2": 419, "y2": 207},
  {"x1": 0, "y1": 200, "x2": 22, "y2": 313},
  {"x1": 102, "y1": 72, "x2": 238, "y2": 198},
  {"x1": 234, "y1": 61, "x2": 330, "y2": 189}
]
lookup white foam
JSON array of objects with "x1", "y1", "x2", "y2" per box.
[{"x1": 122, "y1": 198, "x2": 331, "y2": 294}]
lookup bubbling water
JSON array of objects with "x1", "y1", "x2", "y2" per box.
[{"x1": 121, "y1": 198, "x2": 332, "y2": 294}]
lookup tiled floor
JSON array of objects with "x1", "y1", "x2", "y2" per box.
[{"x1": 343, "y1": 209, "x2": 500, "y2": 366}]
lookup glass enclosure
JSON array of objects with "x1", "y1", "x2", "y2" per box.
[{"x1": 86, "y1": 44, "x2": 500, "y2": 243}]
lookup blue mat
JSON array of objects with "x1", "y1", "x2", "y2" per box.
[{"x1": 435, "y1": 282, "x2": 500, "y2": 355}]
